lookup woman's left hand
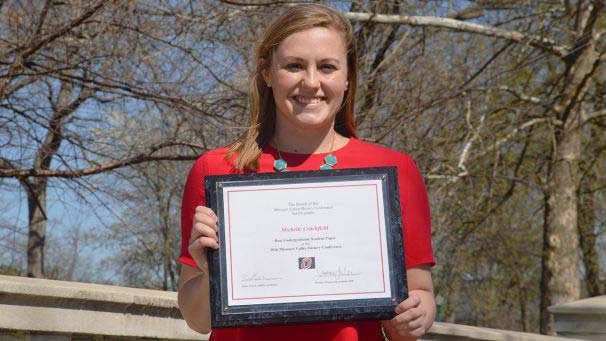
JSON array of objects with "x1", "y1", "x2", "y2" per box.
[
  {"x1": 389, "y1": 292, "x2": 430, "y2": 338},
  {"x1": 382, "y1": 266, "x2": 435, "y2": 340}
]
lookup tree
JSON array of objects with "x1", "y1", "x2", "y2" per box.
[
  {"x1": 341, "y1": 1, "x2": 605, "y2": 333},
  {"x1": 0, "y1": 1, "x2": 237, "y2": 278}
]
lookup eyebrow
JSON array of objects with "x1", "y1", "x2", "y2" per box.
[{"x1": 281, "y1": 56, "x2": 342, "y2": 64}]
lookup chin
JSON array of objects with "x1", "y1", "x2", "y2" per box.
[
  {"x1": 292, "y1": 110, "x2": 329, "y2": 121},
  {"x1": 293, "y1": 118, "x2": 334, "y2": 130}
]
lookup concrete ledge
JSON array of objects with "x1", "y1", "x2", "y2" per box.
[
  {"x1": 549, "y1": 295, "x2": 606, "y2": 340},
  {"x1": 424, "y1": 322, "x2": 580, "y2": 341},
  {"x1": 0, "y1": 275, "x2": 208, "y2": 340},
  {"x1": 0, "y1": 274, "x2": 178, "y2": 308},
  {"x1": 549, "y1": 295, "x2": 606, "y2": 316},
  {"x1": 0, "y1": 275, "x2": 596, "y2": 340}
]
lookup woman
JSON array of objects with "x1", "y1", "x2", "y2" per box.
[{"x1": 178, "y1": 4, "x2": 435, "y2": 340}]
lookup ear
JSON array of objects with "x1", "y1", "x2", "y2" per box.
[{"x1": 261, "y1": 64, "x2": 271, "y2": 88}]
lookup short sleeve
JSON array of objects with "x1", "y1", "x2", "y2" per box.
[
  {"x1": 178, "y1": 155, "x2": 208, "y2": 269},
  {"x1": 399, "y1": 155, "x2": 435, "y2": 269}
]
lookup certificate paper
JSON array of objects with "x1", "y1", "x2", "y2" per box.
[
  {"x1": 205, "y1": 168, "x2": 407, "y2": 327},
  {"x1": 223, "y1": 180, "x2": 391, "y2": 305}
]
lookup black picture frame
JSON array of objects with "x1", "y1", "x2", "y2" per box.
[{"x1": 205, "y1": 167, "x2": 407, "y2": 328}]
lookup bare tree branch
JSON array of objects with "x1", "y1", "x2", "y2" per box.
[
  {"x1": 343, "y1": 12, "x2": 570, "y2": 58},
  {"x1": 0, "y1": 141, "x2": 205, "y2": 179},
  {"x1": 457, "y1": 100, "x2": 485, "y2": 177},
  {"x1": 427, "y1": 117, "x2": 561, "y2": 182},
  {"x1": 219, "y1": 0, "x2": 304, "y2": 6},
  {"x1": 24, "y1": 61, "x2": 231, "y2": 123},
  {"x1": 0, "y1": 1, "x2": 109, "y2": 99},
  {"x1": 5, "y1": 1, "x2": 109, "y2": 59},
  {"x1": 583, "y1": 108, "x2": 606, "y2": 122}
]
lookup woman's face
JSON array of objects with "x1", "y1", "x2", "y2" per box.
[{"x1": 263, "y1": 26, "x2": 349, "y2": 133}]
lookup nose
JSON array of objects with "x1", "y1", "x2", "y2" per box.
[{"x1": 301, "y1": 67, "x2": 320, "y2": 89}]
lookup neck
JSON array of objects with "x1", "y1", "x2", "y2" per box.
[{"x1": 273, "y1": 122, "x2": 336, "y2": 154}]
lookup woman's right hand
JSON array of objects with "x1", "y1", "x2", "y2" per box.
[{"x1": 188, "y1": 205, "x2": 219, "y2": 271}]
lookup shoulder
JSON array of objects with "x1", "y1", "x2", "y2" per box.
[
  {"x1": 200, "y1": 146, "x2": 231, "y2": 163},
  {"x1": 189, "y1": 146, "x2": 235, "y2": 176},
  {"x1": 349, "y1": 138, "x2": 415, "y2": 165}
]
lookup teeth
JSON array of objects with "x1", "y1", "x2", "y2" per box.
[{"x1": 294, "y1": 96, "x2": 323, "y2": 104}]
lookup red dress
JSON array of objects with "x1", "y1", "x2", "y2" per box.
[{"x1": 179, "y1": 138, "x2": 434, "y2": 341}]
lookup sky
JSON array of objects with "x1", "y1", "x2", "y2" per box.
[{"x1": 0, "y1": 175, "x2": 121, "y2": 282}]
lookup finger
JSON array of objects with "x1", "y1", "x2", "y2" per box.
[
  {"x1": 395, "y1": 294, "x2": 421, "y2": 314},
  {"x1": 195, "y1": 206, "x2": 218, "y2": 221},
  {"x1": 398, "y1": 324, "x2": 426, "y2": 338},
  {"x1": 194, "y1": 211, "x2": 218, "y2": 231},
  {"x1": 395, "y1": 313, "x2": 425, "y2": 332},
  {"x1": 191, "y1": 222, "x2": 218, "y2": 242},
  {"x1": 391, "y1": 307, "x2": 425, "y2": 327},
  {"x1": 189, "y1": 236, "x2": 219, "y2": 252}
]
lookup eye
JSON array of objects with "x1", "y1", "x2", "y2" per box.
[
  {"x1": 285, "y1": 63, "x2": 302, "y2": 71},
  {"x1": 320, "y1": 64, "x2": 337, "y2": 73}
]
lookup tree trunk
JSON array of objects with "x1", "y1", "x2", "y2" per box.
[
  {"x1": 539, "y1": 1, "x2": 603, "y2": 333},
  {"x1": 162, "y1": 222, "x2": 176, "y2": 291},
  {"x1": 161, "y1": 211, "x2": 171, "y2": 291},
  {"x1": 578, "y1": 173, "x2": 604, "y2": 296},
  {"x1": 158, "y1": 178, "x2": 176, "y2": 291},
  {"x1": 540, "y1": 118, "x2": 582, "y2": 334},
  {"x1": 520, "y1": 292, "x2": 529, "y2": 332},
  {"x1": 26, "y1": 181, "x2": 47, "y2": 278},
  {"x1": 443, "y1": 278, "x2": 459, "y2": 323},
  {"x1": 66, "y1": 228, "x2": 81, "y2": 281},
  {"x1": 24, "y1": 81, "x2": 86, "y2": 278}
]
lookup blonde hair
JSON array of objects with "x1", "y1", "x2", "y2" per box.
[{"x1": 228, "y1": 4, "x2": 357, "y2": 171}]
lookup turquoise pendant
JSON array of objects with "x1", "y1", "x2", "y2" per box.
[
  {"x1": 324, "y1": 154, "x2": 337, "y2": 166},
  {"x1": 274, "y1": 159, "x2": 287, "y2": 172},
  {"x1": 320, "y1": 164, "x2": 333, "y2": 170}
]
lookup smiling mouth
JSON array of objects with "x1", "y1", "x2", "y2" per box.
[{"x1": 292, "y1": 95, "x2": 326, "y2": 105}]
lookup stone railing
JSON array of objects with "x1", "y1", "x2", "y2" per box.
[
  {"x1": 549, "y1": 295, "x2": 606, "y2": 340},
  {"x1": 0, "y1": 275, "x2": 599, "y2": 340},
  {"x1": 0, "y1": 275, "x2": 207, "y2": 340}
]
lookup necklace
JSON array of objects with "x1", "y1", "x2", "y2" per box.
[{"x1": 273, "y1": 134, "x2": 338, "y2": 172}]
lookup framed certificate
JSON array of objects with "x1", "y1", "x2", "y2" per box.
[{"x1": 205, "y1": 167, "x2": 407, "y2": 327}]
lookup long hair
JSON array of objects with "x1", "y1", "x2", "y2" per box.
[{"x1": 228, "y1": 4, "x2": 357, "y2": 171}]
